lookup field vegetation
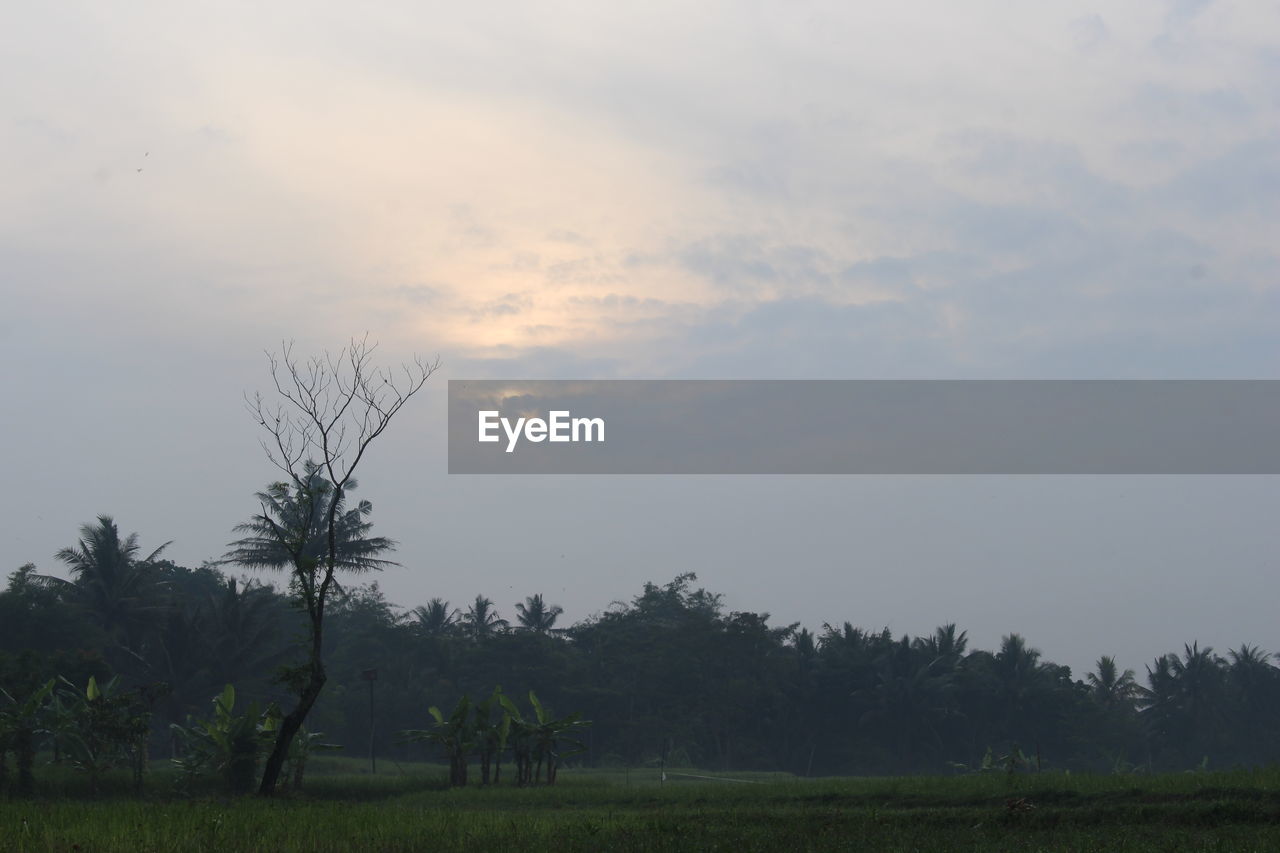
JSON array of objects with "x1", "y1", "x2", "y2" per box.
[{"x1": 3, "y1": 760, "x2": 1280, "y2": 851}]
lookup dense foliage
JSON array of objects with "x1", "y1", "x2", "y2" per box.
[{"x1": 4, "y1": 516, "x2": 1280, "y2": 792}]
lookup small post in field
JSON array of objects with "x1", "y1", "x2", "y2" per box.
[{"x1": 362, "y1": 668, "x2": 378, "y2": 774}]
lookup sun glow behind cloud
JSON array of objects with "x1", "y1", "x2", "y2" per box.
[{"x1": 2, "y1": 0, "x2": 1276, "y2": 374}]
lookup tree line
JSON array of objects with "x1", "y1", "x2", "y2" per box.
[{"x1": 4, "y1": 516, "x2": 1279, "y2": 783}]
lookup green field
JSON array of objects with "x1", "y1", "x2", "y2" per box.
[{"x1": 4, "y1": 762, "x2": 1280, "y2": 851}]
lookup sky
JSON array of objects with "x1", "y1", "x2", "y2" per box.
[{"x1": 2, "y1": 0, "x2": 1278, "y2": 677}]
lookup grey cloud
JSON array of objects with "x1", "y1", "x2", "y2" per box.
[
  {"x1": 840, "y1": 252, "x2": 981, "y2": 289},
  {"x1": 1152, "y1": 137, "x2": 1280, "y2": 216},
  {"x1": 1165, "y1": 0, "x2": 1214, "y2": 28},
  {"x1": 667, "y1": 297, "x2": 955, "y2": 379},
  {"x1": 567, "y1": 293, "x2": 675, "y2": 311},
  {"x1": 1069, "y1": 15, "x2": 1108, "y2": 53},
  {"x1": 677, "y1": 236, "x2": 832, "y2": 293},
  {"x1": 452, "y1": 347, "x2": 624, "y2": 379},
  {"x1": 946, "y1": 202, "x2": 1097, "y2": 257},
  {"x1": 944, "y1": 131, "x2": 1133, "y2": 215},
  {"x1": 1130, "y1": 83, "x2": 1253, "y2": 124}
]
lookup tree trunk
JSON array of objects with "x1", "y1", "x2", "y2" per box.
[
  {"x1": 260, "y1": 559, "x2": 332, "y2": 797},
  {"x1": 259, "y1": 659, "x2": 326, "y2": 795},
  {"x1": 292, "y1": 751, "x2": 308, "y2": 792}
]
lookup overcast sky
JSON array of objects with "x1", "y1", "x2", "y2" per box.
[{"x1": 3, "y1": 1, "x2": 1277, "y2": 677}]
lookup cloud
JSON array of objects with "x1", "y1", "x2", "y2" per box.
[
  {"x1": 1154, "y1": 137, "x2": 1280, "y2": 216},
  {"x1": 390, "y1": 284, "x2": 446, "y2": 305},
  {"x1": 1069, "y1": 14, "x2": 1109, "y2": 53}
]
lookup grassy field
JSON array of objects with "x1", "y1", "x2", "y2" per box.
[{"x1": 4, "y1": 761, "x2": 1280, "y2": 851}]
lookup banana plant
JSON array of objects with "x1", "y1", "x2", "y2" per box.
[
  {"x1": 402, "y1": 694, "x2": 475, "y2": 786},
  {"x1": 993, "y1": 743, "x2": 1032, "y2": 777},
  {"x1": 473, "y1": 687, "x2": 511, "y2": 786},
  {"x1": 170, "y1": 684, "x2": 279, "y2": 794},
  {"x1": 495, "y1": 709, "x2": 512, "y2": 785},
  {"x1": 497, "y1": 693, "x2": 533, "y2": 785},
  {"x1": 51, "y1": 676, "x2": 152, "y2": 795},
  {"x1": 0, "y1": 678, "x2": 56, "y2": 796},
  {"x1": 499, "y1": 690, "x2": 590, "y2": 785},
  {"x1": 282, "y1": 725, "x2": 342, "y2": 792},
  {"x1": 529, "y1": 691, "x2": 589, "y2": 785}
]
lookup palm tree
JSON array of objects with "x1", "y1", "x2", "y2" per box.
[
  {"x1": 223, "y1": 462, "x2": 399, "y2": 795},
  {"x1": 515, "y1": 594, "x2": 564, "y2": 634},
  {"x1": 222, "y1": 463, "x2": 397, "y2": 582},
  {"x1": 462, "y1": 595, "x2": 508, "y2": 640},
  {"x1": 1226, "y1": 645, "x2": 1280, "y2": 761},
  {"x1": 994, "y1": 634, "x2": 1045, "y2": 697},
  {"x1": 1142, "y1": 643, "x2": 1227, "y2": 766},
  {"x1": 1169, "y1": 642, "x2": 1226, "y2": 724},
  {"x1": 1226, "y1": 644, "x2": 1275, "y2": 707},
  {"x1": 38, "y1": 516, "x2": 171, "y2": 648},
  {"x1": 992, "y1": 633, "x2": 1051, "y2": 739},
  {"x1": 857, "y1": 637, "x2": 954, "y2": 769},
  {"x1": 1139, "y1": 653, "x2": 1179, "y2": 742},
  {"x1": 199, "y1": 578, "x2": 295, "y2": 689},
  {"x1": 915, "y1": 623, "x2": 968, "y2": 667},
  {"x1": 1087, "y1": 655, "x2": 1139, "y2": 711},
  {"x1": 410, "y1": 598, "x2": 459, "y2": 639}
]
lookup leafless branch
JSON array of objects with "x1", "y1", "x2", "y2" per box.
[{"x1": 247, "y1": 335, "x2": 440, "y2": 491}]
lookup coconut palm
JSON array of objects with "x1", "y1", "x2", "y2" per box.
[
  {"x1": 198, "y1": 578, "x2": 295, "y2": 689},
  {"x1": 915, "y1": 623, "x2": 969, "y2": 667},
  {"x1": 223, "y1": 461, "x2": 399, "y2": 795},
  {"x1": 991, "y1": 633, "x2": 1054, "y2": 740},
  {"x1": 1140, "y1": 643, "x2": 1227, "y2": 766},
  {"x1": 515, "y1": 594, "x2": 564, "y2": 634},
  {"x1": 462, "y1": 595, "x2": 509, "y2": 640},
  {"x1": 410, "y1": 598, "x2": 459, "y2": 639},
  {"x1": 1226, "y1": 644, "x2": 1276, "y2": 707},
  {"x1": 994, "y1": 634, "x2": 1046, "y2": 699},
  {"x1": 1226, "y1": 645, "x2": 1280, "y2": 760},
  {"x1": 1087, "y1": 655, "x2": 1140, "y2": 711},
  {"x1": 1169, "y1": 642, "x2": 1226, "y2": 726},
  {"x1": 222, "y1": 462, "x2": 397, "y2": 582},
  {"x1": 857, "y1": 637, "x2": 954, "y2": 769},
  {"x1": 38, "y1": 516, "x2": 171, "y2": 648},
  {"x1": 1139, "y1": 653, "x2": 1178, "y2": 737}
]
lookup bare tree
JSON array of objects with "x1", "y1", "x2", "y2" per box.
[{"x1": 239, "y1": 336, "x2": 438, "y2": 795}]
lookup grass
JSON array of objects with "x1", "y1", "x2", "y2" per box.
[{"x1": 4, "y1": 762, "x2": 1280, "y2": 851}]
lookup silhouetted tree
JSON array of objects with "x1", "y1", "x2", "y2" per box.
[
  {"x1": 235, "y1": 337, "x2": 437, "y2": 795},
  {"x1": 463, "y1": 596, "x2": 509, "y2": 640},
  {"x1": 411, "y1": 598, "x2": 459, "y2": 639},
  {"x1": 515, "y1": 594, "x2": 564, "y2": 634},
  {"x1": 38, "y1": 517, "x2": 170, "y2": 651}
]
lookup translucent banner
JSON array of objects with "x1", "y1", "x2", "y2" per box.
[{"x1": 447, "y1": 380, "x2": 1280, "y2": 474}]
